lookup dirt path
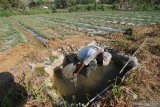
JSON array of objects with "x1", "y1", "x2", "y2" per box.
[
  {"x1": 0, "y1": 43, "x2": 34, "y2": 72},
  {"x1": 9, "y1": 18, "x2": 43, "y2": 47},
  {"x1": 0, "y1": 18, "x2": 43, "y2": 72}
]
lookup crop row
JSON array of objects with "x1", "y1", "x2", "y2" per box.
[
  {"x1": 12, "y1": 15, "x2": 81, "y2": 39},
  {"x1": 0, "y1": 17, "x2": 27, "y2": 52},
  {"x1": 11, "y1": 11, "x2": 160, "y2": 39}
]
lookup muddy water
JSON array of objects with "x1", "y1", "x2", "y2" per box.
[{"x1": 54, "y1": 63, "x2": 121, "y2": 104}]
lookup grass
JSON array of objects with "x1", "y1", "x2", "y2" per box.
[
  {"x1": 35, "y1": 67, "x2": 45, "y2": 75},
  {"x1": 23, "y1": 71, "x2": 46, "y2": 103},
  {"x1": 0, "y1": 17, "x2": 26, "y2": 52},
  {"x1": 24, "y1": 81, "x2": 44, "y2": 101},
  {"x1": 11, "y1": 11, "x2": 160, "y2": 39},
  {"x1": 0, "y1": 10, "x2": 20, "y2": 17},
  {"x1": 49, "y1": 55, "x2": 58, "y2": 62},
  {"x1": 68, "y1": 4, "x2": 116, "y2": 12},
  {"x1": 0, "y1": 8, "x2": 57, "y2": 17},
  {"x1": 112, "y1": 84, "x2": 122, "y2": 98},
  {"x1": 21, "y1": 8, "x2": 53, "y2": 15}
]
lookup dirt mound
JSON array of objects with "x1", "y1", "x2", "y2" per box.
[
  {"x1": 124, "y1": 24, "x2": 160, "y2": 37},
  {"x1": 46, "y1": 35, "x2": 106, "y2": 49},
  {"x1": 97, "y1": 24, "x2": 160, "y2": 107},
  {"x1": 0, "y1": 43, "x2": 34, "y2": 72},
  {"x1": 10, "y1": 18, "x2": 42, "y2": 47},
  {"x1": 149, "y1": 45, "x2": 160, "y2": 56}
]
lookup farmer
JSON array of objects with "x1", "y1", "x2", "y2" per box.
[{"x1": 73, "y1": 45, "x2": 112, "y2": 78}]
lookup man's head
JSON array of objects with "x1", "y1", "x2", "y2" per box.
[{"x1": 96, "y1": 52, "x2": 112, "y2": 66}]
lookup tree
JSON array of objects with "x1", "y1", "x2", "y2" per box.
[
  {"x1": 0, "y1": 0, "x2": 21, "y2": 9},
  {"x1": 100, "y1": 0, "x2": 115, "y2": 4},
  {"x1": 20, "y1": 0, "x2": 31, "y2": 9},
  {"x1": 76, "y1": 0, "x2": 95, "y2": 4},
  {"x1": 54, "y1": 0, "x2": 68, "y2": 8}
]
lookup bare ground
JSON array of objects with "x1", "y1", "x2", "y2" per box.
[
  {"x1": 96, "y1": 24, "x2": 160, "y2": 107},
  {"x1": 0, "y1": 24, "x2": 160, "y2": 106}
]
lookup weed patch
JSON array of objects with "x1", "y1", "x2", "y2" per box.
[{"x1": 35, "y1": 67, "x2": 45, "y2": 75}]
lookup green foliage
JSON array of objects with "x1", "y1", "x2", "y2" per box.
[
  {"x1": 0, "y1": 10, "x2": 19, "y2": 17},
  {"x1": 134, "y1": 3, "x2": 160, "y2": 10},
  {"x1": 68, "y1": 4, "x2": 115, "y2": 12},
  {"x1": 54, "y1": 0, "x2": 69, "y2": 8},
  {"x1": 29, "y1": 0, "x2": 45, "y2": 7},
  {"x1": 0, "y1": 7, "x2": 56, "y2": 17},
  {"x1": 35, "y1": 67, "x2": 45, "y2": 75},
  {"x1": 77, "y1": 0, "x2": 95, "y2": 5},
  {"x1": 32, "y1": 90, "x2": 44, "y2": 101},
  {"x1": 49, "y1": 56, "x2": 58, "y2": 62},
  {"x1": 0, "y1": 0, "x2": 21, "y2": 9},
  {"x1": 116, "y1": 0, "x2": 160, "y2": 10},
  {"x1": 24, "y1": 82, "x2": 43, "y2": 101},
  {"x1": 125, "y1": 75, "x2": 133, "y2": 85},
  {"x1": 68, "y1": 0, "x2": 77, "y2": 7},
  {"x1": 112, "y1": 84, "x2": 122, "y2": 98},
  {"x1": 51, "y1": 6, "x2": 57, "y2": 13},
  {"x1": 21, "y1": 8, "x2": 52, "y2": 15}
]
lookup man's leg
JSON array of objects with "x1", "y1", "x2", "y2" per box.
[{"x1": 83, "y1": 59, "x2": 97, "y2": 78}]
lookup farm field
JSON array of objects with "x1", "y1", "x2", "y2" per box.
[
  {"x1": 0, "y1": 17, "x2": 28, "y2": 52},
  {"x1": 11, "y1": 11, "x2": 160, "y2": 39},
  {"x1": 0, "y1": 11, "x2": 160, "y2": 107}
]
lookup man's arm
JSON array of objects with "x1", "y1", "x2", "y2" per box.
[
  {"x1": 73, "y1": 63, "x2": 85, "y2": 77},
  {"x1": 73, "y1": 47, "x2": 104, "y2": 78}
]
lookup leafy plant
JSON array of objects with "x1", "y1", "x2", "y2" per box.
[
  {"x1": 49, "y1": 56, "x2": 58, "y2": 62},
  {"x1": 112, "y1": 84, "x2": 122, "y2": 98},
  {"x1": 35, "y1": 67, "x2": 45, "y2": 75}
]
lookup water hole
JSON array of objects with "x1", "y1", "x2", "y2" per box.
[{"x1": 53, "y1": 62, "x2": 128, "y2": 104}]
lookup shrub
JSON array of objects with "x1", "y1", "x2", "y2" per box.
[
  {"x1": 68, "y1": 6, "x2": 78, "y2": 12},
  {"x1": 49, "y1": 56, "x2": 58, "y2": 62},
  {"x1": 22, "y1": 8, "x2": 52, "y2": 15},
  {"x1": 35, "y1": 67, "x2": 45, "y2": 75},
  {"x1": 51, "y1": 6, "x2": 57, "y2": 13},
  {"x1": 86, "y1": 5, "x2": 92, "y2": 11},
  {"x1": 0, "y1": 10, "x2": 19, "y2": 17},
  {"x1": 68, "y1": 4, "x2": 111, "y2": 12},
  {"x1": 99, "y1": 5, "x2": 105, "y2": 11}
]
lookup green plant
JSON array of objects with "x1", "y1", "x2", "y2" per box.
[
  {"x1": 99, "y1": 4, "x2": 105, "y2": 11},
  {"x1": 112, "y1": 84, "x2": 122, "y2": 98},
  {"x1": 35, "y1": 67, "x2": 45, "y2": 75},
  {"x1": 0, "y1": 10, "x2": 19, "y2": 17},
  {"x1": 22, "y1": 8, "x2": 52, "y2": 15},
  {"x1": 49, "y1": 56, "x2": 58, "y2": 62},
  {"x1": 32, "y1": 89, "x2": 43, "y2": 101},
  {"x1": 125, "y1": 75, "x2": 133, "y2": 85},
  {"x1": 51, "y1": 6, "x2": 57, "y2": 13},
  {"x1": 24, "y1": 82, "x2": 43, "y2": 101}
]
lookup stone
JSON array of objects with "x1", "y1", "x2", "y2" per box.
[{"x1": 44, "y1": 65, "x2": 54, "y2": 78}]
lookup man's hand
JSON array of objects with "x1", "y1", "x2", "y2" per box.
[
  {"x1": 73, "y1": 72, "x2": 78, "y2": 78},
  {"x1": 98, "y1": 47, "x2": 104, "y2": 53}
]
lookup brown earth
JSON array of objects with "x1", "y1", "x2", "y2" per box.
[
  {"x1": 0, "y1": 43, "x2": 34, "y2": 72},
  {"x1": 0, "y1": 23, "x2": 160, "y2": 106},
  {"x1": 9, "y1": 18, "x2": 43, "y2": 47},
  {"x1": 95, "y1": 24, "x2": 160, "y2": 107},
  {"x1": 46, "y1": 35, "x2": 106, "y2": 49}
]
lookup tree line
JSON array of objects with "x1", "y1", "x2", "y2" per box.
[{"x1": 0, "y1": 0, "x2": 159, "y2": 9}]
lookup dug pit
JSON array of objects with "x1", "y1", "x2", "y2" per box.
[
  {"x1": 54, "y1": 63, "x2": 124, "y2": 104},
  {"x1": 50, "y1": 52, "x2": 138, "y2": 106}
]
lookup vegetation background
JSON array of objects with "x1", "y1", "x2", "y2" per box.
[{"x1": 0, "y1": 0, "x2": 160, "y2": 16}]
